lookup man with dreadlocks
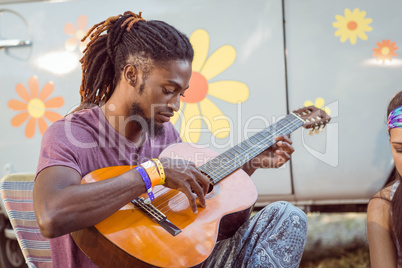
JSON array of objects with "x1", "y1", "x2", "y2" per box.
[{"x1": 33, "y1": 11, "x2": 307, "y2": 268}]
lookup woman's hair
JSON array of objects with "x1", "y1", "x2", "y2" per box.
[
  {"x1": 386, "y1": 90, "x2": 402, "y2": 251},
  {"x1": 74, "y1": 11, "x2": 194, "y2": 112}
]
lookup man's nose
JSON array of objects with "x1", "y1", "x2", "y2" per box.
[{"x1": 168, "y1": 95, "x2": 180, "y2": 112}]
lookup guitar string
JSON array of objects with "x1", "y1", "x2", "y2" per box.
[
  {"x1": 153, "y1": 186, "x2": 203, "y2": 214},
  {"x1": 136, "y1": 181, "x2": 210, "y2": 215},
  {"x1": 160, "y1": 195, "x2": 189, "y2": 214},
  {"x1": 154, "y1": 191, "x2": 184, "y2": 213},
  {"x1": 132, "y1": 197, "x2": 164, "y2": 220},
  {"x1": 134, "y1": 200, "x2": 164, "y2": 221},
  {"x1": 160, "y1": 116, "x2": 302, "y2": 211},
  {"x1": 130, "y1": 187, "x2": 174, "y2": 214},
  {"x1": 135, "y1": 123, "x2": 305, "y2": 224},
  {"x1": 204, "y1": 135, "x2": 279, "y2": 182},
  {"x1": 202, "y1": 115, "x2": 300, "y2": 181},
  {"x1": 131, "y1": 114, "x2": 305, "y2": 218},
  {"x1": 217, "y1": 115, "x2": 301, "y2": 176},
  {"x1": 132, "y1": 186, "x2": 207, "y2": 217},
  {"x1": 155, "y1": 191, "x2": 204, "y2": 216},
  {"x1": 204, "y1": 131, "x2": 295, "y2": 182},
  {"x1": 204, "y1": 115, "x2": 302, "y2": 183},
  {"x1": 137, "y1": 192, "x2": 183, "y2": 222},
  {"x1": 135, "y1": 191, "x2": 189, "y2": 218},
  {"x1": 144, "y1": 188, "x2": 181, "y2": 213},
  {"x1": 148, "y1": 115, "x2": 304, "y2": 216},
  {"x1": 149, "y1": 186, "x2": 196, "y2": 215},
  {"x1": 156, "y1": 116, "x2": 303, "y2": 215}
]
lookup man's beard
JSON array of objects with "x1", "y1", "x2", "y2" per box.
[{"x1": 130, "y1": 102, "x2": 165, "y2": 138}]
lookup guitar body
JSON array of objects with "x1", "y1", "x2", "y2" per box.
[
  {"x1": 72, "y1": 106, "x2": 331, "y2": 267},
  {"x1": 72, "y1": 142, "x2": 258, "y2": 268}
]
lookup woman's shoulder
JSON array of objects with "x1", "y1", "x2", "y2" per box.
[
  {"x1": 367, "y1": 184, "x2": 394, "y2": 230},
  {"x1": 373, "y1": 183, "x2": 395, "y2": 200}
]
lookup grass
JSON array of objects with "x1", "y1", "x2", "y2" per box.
[
  {"x1": 300, "y1": 247, "x2": 370, "y2": 268},
  {"x1": 300, "y1": 212, "x2": 370, "y2": 267}
]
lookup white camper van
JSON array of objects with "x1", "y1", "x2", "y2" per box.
[{"x1": 0, "y1": 0, "x2": 401, "y2": 266}]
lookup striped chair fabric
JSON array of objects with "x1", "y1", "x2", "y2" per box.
[{"x1": 0, "y1": 174, "x2": 52, "y2": 268}]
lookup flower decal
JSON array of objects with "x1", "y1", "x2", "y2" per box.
[
  {"x1": 304, "y1": 97, "x2": 331, "y2": 116},
  {"x1": 8, "y1": 76, "x2": 64, "y2": 138},
  {"x1": 332, "y1": 8, "x2": 372, "y2": 45},
  {"x1": 373, "y1": 39, "x2": 398, "y2": 63},
  {"x1": 64, "y1": 15, "x2": 90, "y2": 52},
  {"x1": 171, "y1": 29, "x2": 249, "y2": 143}
]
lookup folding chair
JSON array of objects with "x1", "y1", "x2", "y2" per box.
[{"x1": 0, "y1": 173, "x2": 52, "y2": 268}]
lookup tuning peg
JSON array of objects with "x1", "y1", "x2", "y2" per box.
[
  {"x1": 308, "y1": 129, "x2": 315, "y2": 136},
  {"x1": 314, "y1": 125, "x2": 325, "y2": 134}
]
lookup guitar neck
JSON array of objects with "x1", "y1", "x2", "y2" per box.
[{"x1": 199, "y1": 113, "x2": 304, "y2": 184}]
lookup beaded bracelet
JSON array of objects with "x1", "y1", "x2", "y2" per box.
[
  {"x1": 151, "y1": 158, "x2": 166, "y2": 185},
  {"x1": 134, "y1": 165, "x2": 155, "y2": 202}
]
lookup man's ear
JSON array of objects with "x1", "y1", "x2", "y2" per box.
[{"x1": 123, "y1": 64, "x2": 137, "y2": 87}]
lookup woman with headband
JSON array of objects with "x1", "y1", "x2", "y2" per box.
[{"x1": 367, "y1": 91, "x2": 402, "y2": 267}]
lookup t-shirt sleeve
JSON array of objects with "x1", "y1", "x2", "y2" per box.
[{"x1": 35, "y1": 121, "x2": 82, "y2": 179}]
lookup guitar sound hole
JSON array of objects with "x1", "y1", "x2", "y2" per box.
[
  {"x1": 191, "y1": 182, "x2": 214, "y2": 194},
  {"x1": 207, "y1": 183, "x2": 214, "y2": 193},
  {"x1": 200, "y1": 171, "x2": 214, "y2": 194}
]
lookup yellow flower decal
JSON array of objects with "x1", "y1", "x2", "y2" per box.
[
  {"x1": 373, "y1": 39, "x2": 398, "y2": 63},
  {"x1": 304, "y1": 97, "x2": 331, "y2": 116},
  {"x1": 8, "y1": 76, "x2": 64, "y2": 138},
  {"x1": 333, "y1": 8, "x2": 372, "y2": 45},
  {"x1": 171, "y1": 29, "x2": 249, "y2": 143},
  {"x1": 64, "y1": 15, "x2": 90, "y2": 52}
]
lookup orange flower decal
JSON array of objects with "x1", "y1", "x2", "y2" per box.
[
  {"x1": 373, "y1": 39, "x2": 398, "y2": 63},
  {"x1": 64, "y1": 15, "x2": 89, "y2": 52},
  {"x1": 8, "y1": 76, "x2": 64, "y2": 138}
]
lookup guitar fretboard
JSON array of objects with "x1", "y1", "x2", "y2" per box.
[{"x1": 198, "y1": 113, "x2": 304, "y2": 184}]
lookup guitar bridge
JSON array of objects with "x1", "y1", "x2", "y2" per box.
[{"x1": 131, "y1": 197, "x2": 182, "y2": 236}]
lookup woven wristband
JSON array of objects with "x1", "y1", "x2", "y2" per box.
[
  {"x1": 140, "y1": 160, "x2": 162, "y2": 187},
  {"x1": 134, "y1": 166, "x2": 155, "y2": 202},
  {"x1": 152, "y1": 158, "x2": 166, "y2": 185}
]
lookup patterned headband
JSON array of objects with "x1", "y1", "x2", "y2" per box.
[{"x1": 388, "y1": 106, "x2": 402, "y2": 130}]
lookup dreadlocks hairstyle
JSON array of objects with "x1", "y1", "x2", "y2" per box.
[{"x1": 74, "y1": 11, "x2": 194, "y2": 112}]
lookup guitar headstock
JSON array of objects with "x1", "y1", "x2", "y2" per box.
[{"x1": 292, "y1": 106, "x2": 331, "y2": 135}]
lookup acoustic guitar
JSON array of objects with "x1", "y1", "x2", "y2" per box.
[{"x1": 71, "y1": 106, "x2": 331, "y2": 267}]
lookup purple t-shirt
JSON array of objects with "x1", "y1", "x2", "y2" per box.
[{"x1": 36, "y1": 106, "x2": 181, "y2": 267}]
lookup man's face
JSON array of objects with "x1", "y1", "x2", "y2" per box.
[{"x1": 129, "y1": 59, "x2": 192, "y2": 137}]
